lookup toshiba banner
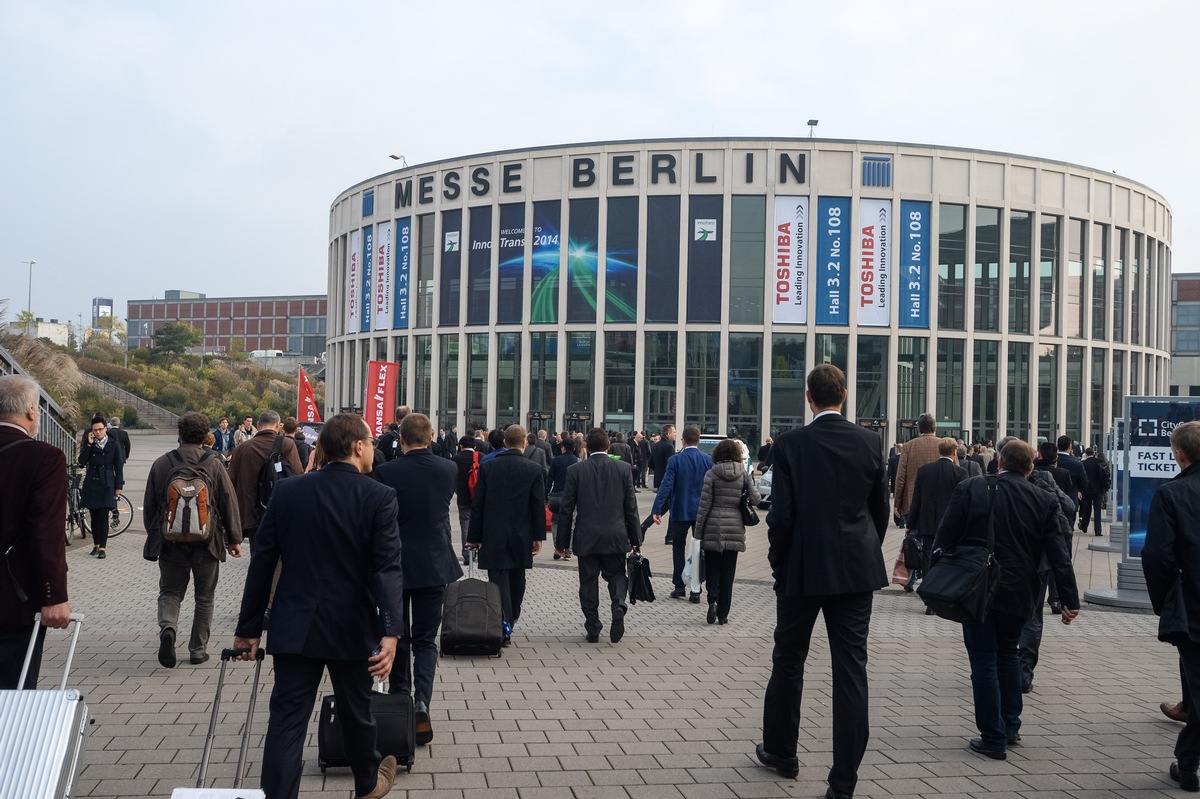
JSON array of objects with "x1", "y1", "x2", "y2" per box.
[
  {"x1": 374, "y1": 223, "x2": 391, "y2": 330},
  {"x1": 364, "y1": 360, "x2": 398, "y2": 437},
  {"x1": 771, "y1": 196, "x2": 808, "y2": 324},
  {"x1": 346, "y1": 230, "x2": 361, "y2": 334},
  {"x1": 857, "y1": 199, "x2": 891, "y2": 326}
]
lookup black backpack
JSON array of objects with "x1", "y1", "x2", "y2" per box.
[{"x1": 256, "y1": 434, "x2": 296, "y2": 510}]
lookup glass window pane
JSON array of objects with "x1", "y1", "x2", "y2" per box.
[
  {"x1": 604, "y1": 197, "x2": 639, "y2": 323},
  {"x1": 1091, "y1": 223, "x2": 1107, "y2": 340},
  {"x1": 414, "y1": 334, "x2": 432, "y2": 413},
  {"x1": 529, "y1": 332, "x2": 558, "y2": 413},
  {"x1": 936, "y1": 338, "x2": 964, "y2": 438},
  {"x1": 1090, "y1": 348, "x2": 1105, "y2": 447},
  {"x1": 770, "y1": 333, "x2": 806, "y2": 437},
  {"x1": 1111, "y1": 351, "x2": 1124, "y2": 425},
  {"x1": 1066, "y1": 345, "x2": 1084, "y2": 443},
  {"x1": 730, "y1": 196, "x2": 766, "y2": 324},
  {"x1": 815, "y1": 333, "x2": 848, "y2": 374},
  {"x1": 684, "y1": 332, "x2": 720, "y2": 433},
  {"x1": 566, "y1": 332, "x2": 595, "y2": 420},
  {"x1": 603, "y1": 331, "x2": 636, "y2": 428},
  {"x1": 1131, "y1": 233, "x2": 1142, "y2": 345},
  {"x1": 974, "y1": 208, "x2": 1001, "y2": 332},
  {"x1": 467, "y1": 333, "x2": 488, "y2": 429},
  {"x1": 1008, "y1": 342, "x2": 1030, "y2": 440},
  {"x1": 438, "y1": 334, "x2": 459, "y2": 428},
  {"x1": 495, "y1": 333, "x2": 520, "y2": 429},
  {"x1": 1112, "y1": 229, "x2": 1126, "y2": 343},
  {"x1": 1038, "y1": 345, "x2": 1059, "y2": 443},
  {"x1": 856, "y1": 336, "x2": 888, "y2": 420},
  {"x1": 644, "y1": 331, "x2": 678, "y2": 434},
  {"x1": 937, "y1": 204, "x2": 966, "y2": 330},
  {"x1": 645, "y1": 197, "x2": 680, "y2": 323},
  {"x1": 391, "y1": 336, "x2": 408, "y2": 406},
  {"x1": 897, "y1": 337, "x2": 928, "y2": 424},
  {"x1": 728, "y1": 333, "x2": 762, "y2": 451},
  {"x1": 1040, "y1": 216, "x2": 1060, "y2": 335},
  {"x1": 1066, "y1": 218, "x2": 1085, "y2": 338},
  {"x1": 972, "y1": 340, "x2": 999, "y2": 444},
  {"x1": 416, "y1": 215, "x2": 435, "y2": 328}
]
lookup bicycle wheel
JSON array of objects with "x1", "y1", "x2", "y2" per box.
[
  {"x1": 107, "y1": 494, "x2": 135, "y2": 537},
  {"x1": 77, "y1": 503, "x2": 91, "y2": 537}
]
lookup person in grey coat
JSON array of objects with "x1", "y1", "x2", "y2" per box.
[
  {"x1": 555, "y1": 428, "x2": 642, "y2": 643},
  {"x1": 695, "y1": 439, "x2": 761, "y2": 625}
]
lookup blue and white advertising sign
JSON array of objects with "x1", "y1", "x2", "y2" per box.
[
  {"x1": 1124, "y1": 397, "x2": 1200, "y2": 559},
  {"x1": 815, "y1": 197, "x2": 850, "y2": 326},
  {"x1": 393, "y1": 217, "x2": 411, "y2": 329},
  {"x1": 899, "y1": 200, "x2": 930, "y2": 329},
  {"x1": 360, "y1": 225, "x2": 373, "y2": 332}
]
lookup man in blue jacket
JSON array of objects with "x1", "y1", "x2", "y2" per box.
[{"x1": 651, "y1": 426, "x2": 712, "y2": 601}]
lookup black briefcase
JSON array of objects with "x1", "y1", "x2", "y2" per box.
[{"x1": 628, "y1": 553, "x2": 655, "y2": 605}]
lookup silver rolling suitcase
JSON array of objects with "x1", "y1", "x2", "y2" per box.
[{"x1": 0, "y1": 613, "x2": 90, "y2": 799}]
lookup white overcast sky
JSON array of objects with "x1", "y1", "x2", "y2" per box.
[{"x1": 0, "y1": 0, "x2": 1194, "y2": 327}]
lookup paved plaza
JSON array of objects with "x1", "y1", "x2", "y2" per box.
[{"x1": 37, "y1": 433, "x2": 1194, "y2": 797}]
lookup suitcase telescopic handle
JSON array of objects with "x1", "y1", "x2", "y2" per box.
[
  {"x1": 200, "y1": 645, "x2": 266, "y2": 788},
  {"x1": 221, "y1": 647, "x2": 266, "y2": 661},
  {"x1": 20, "y1": 612, "x2": 85, "y2": 691}
]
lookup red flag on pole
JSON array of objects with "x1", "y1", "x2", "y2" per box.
[
  {"x1": 298, "y1": 367, "x2": 322, "y2": 423},
  {"x1": 364, "y1": 360, "x2": 397, "y2": 437}
]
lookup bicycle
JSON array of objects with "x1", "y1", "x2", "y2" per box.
[{"x1": 67, "y1": 464, "x2": 134, "y2": 541}]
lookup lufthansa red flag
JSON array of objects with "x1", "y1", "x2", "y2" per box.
[
  {"x1": 298, "y1": 367, "x2": 323, "y2": 423},
  {"x1": 363, "y1": 360, "x2": 397, "y2": 437}
]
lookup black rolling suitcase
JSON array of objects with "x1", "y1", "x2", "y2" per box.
[
  {"x1": 440, "y1": 551, "x2": 504, "y2": 657},
  {"x1": 317, "y1": 683, "x2": 415, "y2": 774}
]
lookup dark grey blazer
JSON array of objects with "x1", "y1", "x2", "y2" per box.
[
  {"x1": 373, "y1": 448, "x2": 464, "y2": 590},
  {"x1": 467, "y1": 449, "x2": 547, "y2": 570},
  {"x1": 555, "y1": 453, "x2": 641, "y2": 556},
  {"x1": 907, "y1": 457, "x2": 968, "y2": 539}
]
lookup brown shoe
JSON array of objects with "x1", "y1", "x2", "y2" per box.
[
  {"x1": 1162, "y1": 701, "x2": 1189, "y2": 723},
  {"x1": 355, "y1": 754, "x2": 397, "y2": 799}
]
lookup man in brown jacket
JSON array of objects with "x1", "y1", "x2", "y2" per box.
[
  {"x1": 143, "y1": 412, "x2": 243, "y2": 667},
  {"x1": 893, "y1": 413, "x2": 940, "y2": 525},
  {"x1": 228, "y1": 410, "x2": 304, "y2": 550}
]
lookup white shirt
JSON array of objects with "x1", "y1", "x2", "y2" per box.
[
  {"x1": 813, "y1": 410, "x2": 841, "y2": 421},
  {"x1": 0, "y1": 421, "x2": 29, "y2": 436}
]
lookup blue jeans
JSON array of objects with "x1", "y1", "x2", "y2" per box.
[{"x1": 962, "y1": 611, "x2": 1026, "y2": 748}]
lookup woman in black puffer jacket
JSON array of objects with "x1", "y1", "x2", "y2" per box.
[{"x1": 694, "y1": 439, "x2": 761, "y2": 625}]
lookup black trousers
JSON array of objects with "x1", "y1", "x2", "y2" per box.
[
  {"x1": 1018, "y1": 574, "x2": 1050, "y2": 686},
  {"x1": 669, "y1": 519, "x2": 697, "y2": 591},
  {"x1": 577, "y1": 553, "x2": 628, "y2": 635},
  {"x1": 1080, "y1": 494, "x2": 1103, "y2": 534},
  {"x1": 763, "y1": 591, "x2": 873, "y2": 797},
  {"x1": 389, "y1": 585, "x2": 445, "y2": 707},
  {"x1": 703, "y1": 549, "x2": 739, "y2": 620},
  {"x1": 262, "y1": 654, "x2": 380, "y2": 799},
  {"x1": 88, "y1": 508, "x2": 111, "y2": 549},
  {"x1": 1177, "y1": 641, "x2": 1200, "y2": 771},
  {"x1": 487, "y1": 568, "x2": 527, "y2": 627},
  {"x1": 0, "y1": 624, "x2": 45, "y2": 690},
  {"x1": 636, "y1": 463, "x2": 649, "y2": 488}
]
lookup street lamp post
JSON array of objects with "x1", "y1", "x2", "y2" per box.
[{"x1": 20, "y1": 259, "x2": 37, "y2": 335}]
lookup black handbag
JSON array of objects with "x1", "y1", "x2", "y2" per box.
[
  {"x1": 901, "y1": 533, "x2": 923, "y2": 570},
  {"x1": 628, "y1": 553, "x2": 655, "y2": 604},
  {"x1": 740, "y1": 473, "x2": 760, "y2": 527},
  {"x1": 917, "y1": 476, "x2": 1000, "y2": 623}
]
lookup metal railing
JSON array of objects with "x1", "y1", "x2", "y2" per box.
[
  {"x1": 77, "y1": 372, "x2": 179, "y2": 429},
  {"x1": 0, "y1": 343, "x2": 77, "y2": 462}
]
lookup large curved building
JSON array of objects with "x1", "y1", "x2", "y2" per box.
[{"x1": 326, "y1": 138, "x2": 1172, "y2": 453}]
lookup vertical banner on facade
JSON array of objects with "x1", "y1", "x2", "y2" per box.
[
  {"x1": 772, "y1": 196, "x2": 809, "y2": 324},
  {"x1": 364, "y1": 360, "x2": 398, "y2": 437},
  {"x1": 1125, "y1": 397, "x2": 1200, "y2": 558},
  {"x1": 360, "y1": 225, "x2": 374, "y2": 332},
  {"x1": 531, "y1": 200, "x2": 561, "y2": 324},
  {"x1": 687, "y1": 195, "x2": 723, "y2": 323},
  {"x1": 857, "y1": 199, "x2": 891, "y2": 326},
  {"x1": 373, "y1": 222, "x2": 391, "y2": 330},
  {"x1": 899, "y1": 200, "x2": 930, "y2": 329},
  {"x1": 298, "y1": 367, "x2": 322, "y2": 423},
  {"x1": 815, "y1": 197, "x2": 850, "y2": 325},
  {"x1": 440, "y1": 209, "x2": 463, "y2": 326},
  {"x1": 467, "y1": 205, "x2": 493, "y2": 325},
  {"x1": 347, "y1": 230, "x2": 361, "y2": 334},
  {"x1": 567, "y1": 198, "x2": 599, "y2": 323},
  {"x1": 497, "y1": 204, "x2": 526, "y2": 324},
  {"x1": 393, "y1": 217, "x2": 411, "y2": 329}
]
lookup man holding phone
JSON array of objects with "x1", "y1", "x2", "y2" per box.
[{"x1": 232, "y1": 413, "x2": 404, "y2": 799}]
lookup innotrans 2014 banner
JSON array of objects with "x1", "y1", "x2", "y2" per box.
[
  {"x1": 373, "y1": 222, "x2": 391, "y2": 331},
  {"x1": 772, "y1": 196, "x2": 808, "y2": 324},
  {"x1": 346, "y1": 229, "x2": 360, "y2": 334},
  {"x1": 393, "y1": 217, "x2": 411, "y2": 329},
  {"x1": 364, "y1": 360, "x2": 398, "y2": 437},
  {"x1": 856, "y1": 199, "x2": 891, "y2": 326}
]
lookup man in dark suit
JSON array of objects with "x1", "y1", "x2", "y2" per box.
[
  {"x1": 107, "y1": 416, "x2": 131, "y2": 460},
  {"x1": 609, "y1": 431, "x2": 634, "y2": 466},
  {"x1": 373, "y1": 412, "x2": 462, "y2": 745},
  {"x1": 935, "y1": 439, "x2": 1078, "y2": 762},
  {"x1": 1033, "y1": 442, "x2": 1077, "y2": 615},
  {"x1": 634, "y1": 431, "x2": 652, "y2": 489},
  {"x1": 1080, "y1": 447, "x2": 1110, "y2": 537},
  {"x1": 1144, "y1": 421, "x2": 1200, "y2": 791},
  {"x1": 906, "y1": 437, "x2": 968, "y2": 592},
  {"x1": 555, "y1": 428, "x2": 642, "y2": 643},
  {"x1": 1055, "y1": 434, "x2": 1089, "y2": 527},
  {"x1": 467, "y1": 424, "x2": 546, "y2": 645},
  {"x1": 650, "y1": 424, "x2": 677, "y2": 490},
  {"x1": 0, "y1": 375, "x2": 71, "y2": 690},
  {"x1": 755, "y1": 365, "x2": 888, "y2": 798},
  {"x1": 232, "y1": 413, "x2": 404, "y2": 799},
  {"x1": 651, "y1": 426, "x2": 713, "y2": 600}
]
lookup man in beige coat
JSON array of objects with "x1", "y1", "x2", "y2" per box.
[
  {"x1": 228, "y1": 410, "x2": 304, "y2": 551},
  {"x1": 893, "y1": 413, "x2": 940, "y2": 525}
]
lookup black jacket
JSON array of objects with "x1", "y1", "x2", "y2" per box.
[
  {"x1": 78, "y1": 435, "x2": 125, "y2": 510},
  {"x1": 451, "y1": 448, "x2": 480, "y2": 507},
  {"x1": 1082, "y1": 457, "x2": 1111, "y2": 498},
  {"x1": 1057, "y1": 452, "x2": 1089, "y2": 497},
  {"x1": 650, "y1": 439, "x2": 675, "y2": 488},
  {"x1": 765, "y1": 413, "x2": 889, "y2": 597},
  {"x1": 934, "y1": 472, "x2": 1079, "y2": 619},
  {"x1": 1143, "y1": 462, "x2": 1200, "y2": 644},
  {"x1": 373, "y1": 449, "x2": 464, "y2": 590},
  {"x1": 555, "y1": 454, "x2": 640, "y2": 555},
  {"x1": 467, "y1": 449, "x2": 547, "y2": 570},
  {"x1": 906, "y1": 457, "x2": 967, "y2": 539},
  {"x1": 547, "y1": 452, "x2": 579, "y2": 497},
  {"x1": 110, "y1": 427, "x2": 131, "y2": 460}
]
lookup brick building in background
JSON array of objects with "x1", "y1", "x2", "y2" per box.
[{"x1": 127, "y1": 290, "x2": 328, "y2": 357}]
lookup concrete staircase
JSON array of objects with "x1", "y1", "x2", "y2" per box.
[{"x1": 78, "y1": 372, "x2": 179, "y2": 430}]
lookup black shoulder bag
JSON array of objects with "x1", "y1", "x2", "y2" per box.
[
  {"x1": 740, "y1": 472, "x2": 760, "y2": 527},
  {"x1": 917, "y1": 476, "x2": 1000, "y2": 623}
]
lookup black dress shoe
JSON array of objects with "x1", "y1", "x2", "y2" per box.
[
  {"x1": 670, "y1": 588, "x2": 685, "y2": 599},
  {"x1": 824, "y1": 788, "x2": 852, "y2": 799},
  {"x1": 718, "y1": 616, "x2": 728, "y2": 625},
  {"x1": 754, "y1": 743, "x2": 799, "y2": 778},
  {"x1": 925, "y1": 607, "x2": 935, "y2": 615},
  {"x1": 158, "y1": 628, "x2": 177, "y2": 669},
  {"x1": 414, "y1": 701, "x2": 433, "y2": 746},
  {"x1": 689, "y1": 592, "x2": 701, "y2": 604},
  {"x1": 502, "y1": 633, "x2": 512, "y2": 647},
  {"x1": 706, "y1": 602, "x2": 717, "y2": 624},
  {"x1": 968, "y1": 737, "x2": 1006, "y2": 760},
  {"x1": 1163, "y1": 701, "x2": 1189, "y2": 723},
  {"x1": 664, "y1": 534, "x2": 672, "y2": 545},
  {"x1": 1171, "y1": 761, "x2": 1200, "y2": 792},
  {"x1": 585, "y1": 632, "x2": 600, "y2": 643},
  {"x1": 1007, "y1": 732, "x2": 1021, "y2": 746},
  {"x1": 89, "y1": 546, "x2": 98, "y2": 556},
  {"x1": 610, "y1": 607, "x2": 625, "y2": 643},
  {"x1": 1049, "y1": 601, "x2": 1062, "y2": 614},
  {"x1": 97, "y1": 550, "x2": 106, "y2": 559}
]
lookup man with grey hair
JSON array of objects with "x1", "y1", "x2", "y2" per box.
[
  {"x1": 229, "y1": 409, "x2": 304, "y2": 551},
  {"x1": 0, "y1": 375, "x2": 71, "y2": 688},
  {"x1": 958, "y1": 444, "x2": 984, "y2": 478}
]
